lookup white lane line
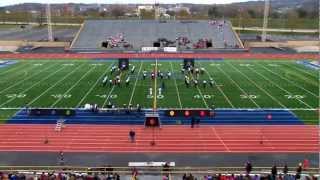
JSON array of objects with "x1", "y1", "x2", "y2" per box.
[
  {"x1": 199, "y1": 62, "x2": 235, "y2": 108},
  {"x1": 247, "y1": 66, "x2": 314, "y2": 109},
  {"x1": 0, "y1": 65, "x2": 66, "y2": 107},
  {"x1": 128, "y1": 62, "x2": 143, "y2": 107},
  {"x1": 211, "y1": 127, "x2": 230, "y2": 152},
  {"x1": 50, "y1": 66, "x2": 97, "y2": 107},
  {"x1": 227, "y1": 62, "x2": 287, "y2": 108},
  {"x1": 76, "y1": 63, "x2": 113, "y2": 108},
  {"x1": 27, "y1": 64, "x2": 85, "y2": 106},
  {"x1": 258, "y1": 63, "x2": 319, "y2": 98},
  {"x1": 0, "y1": 62, "x2": 53, "y2": 94},
  {"x1": 170, "y1": 62, "x2": 182, "y2": 109},
  {"x1": 217, "y1": 65, "x2": 260, "y2": 108}
]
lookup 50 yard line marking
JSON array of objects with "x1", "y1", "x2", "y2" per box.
[
  {"x1": 76, "y1": 63, "x2": 114, "y2": 108},
  {"x1": 0, "y1": 65, "x2": 66, "y2": 107},
  {"x1": 227, "y1": 62, "x2": 287, "y2": 108},
  {"x1": 27, "y1": 64, "x2": 85, "y2": 106},
  {"x1": 50, "y1": 66, "x2": 97, "y2": 107},
  {"x1": 0, "y1": 62, "x2": 54, "y2": 94},
  {"x1": 170, "y1": 62, "x2": 182, "y2": 109},
  {"x1": 198, "y1": 62, "x2": 235, "y2": 108},
  {"x1": 128, "y1": 61, "x2": 143, "y2": 107},
  {"x1": 153, "y1": 58, "x2": 158, "y2": 110}
]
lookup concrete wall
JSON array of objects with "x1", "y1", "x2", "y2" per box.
[
  {"x1": 0, "y1": 40, "x2": 70, "y2": 47},
  {"x1": 245, "y1": 41, "x2": 320, "y2": 48}
]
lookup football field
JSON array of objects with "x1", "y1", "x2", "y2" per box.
[{"x1": 0, "y1": 59, "x2": 318, "y2": 124}]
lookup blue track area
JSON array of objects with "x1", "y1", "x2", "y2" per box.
[
  {"x1": 0, "y1": 60, "x2": 17, "y2": 68},
  {"x1": 8, "y1": 109, "x2": 303, "y2": 125},
  {"x1": 297, "y1": 60, "x2": 320, "y2": 70}
]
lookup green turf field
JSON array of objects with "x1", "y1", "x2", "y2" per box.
[{"x1": 0, "y1": 59, "x2": 318, "y2": 124}]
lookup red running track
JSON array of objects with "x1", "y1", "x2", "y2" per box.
[
  {"x1": 0, "y1": 53, "x2": 317, "y2": 60},
  {"x1": 0, "y1": 125, "x2": 318, "y2": 153}
]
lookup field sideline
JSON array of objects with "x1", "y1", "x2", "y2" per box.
[{"x1": 0, "y1": 59, "x2": 318, "y2": 124}]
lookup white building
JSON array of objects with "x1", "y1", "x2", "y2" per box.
[{"x1": 137, "y1": 5, "x2": 154, "y2": 15}]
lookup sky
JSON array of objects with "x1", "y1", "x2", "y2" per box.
[{"x1": 0, "y1": 0, "x2": 253, "y2": 7}]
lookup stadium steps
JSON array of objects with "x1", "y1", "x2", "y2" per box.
[{"x1": 7, "y1": 109, "x2": 303, "y2": 125}]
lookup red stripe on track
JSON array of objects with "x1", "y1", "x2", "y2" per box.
[
  {"x1": 0, "y1": 53, "x2": 317, "y2": 60},
  {"x1": 0, "y1": 125, "x2": 318, "y2": 153}
]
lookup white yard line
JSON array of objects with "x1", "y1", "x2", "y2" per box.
[
  {"x1": 169, "y1": 62, "x2": 183, "y2": 109},
  {"x1": 190, "y1": 75, "x2": 209, "y2": 108},
  {"x1": 76, "y1": 63, "x2": 113, "y2": 108},
  {"x1": 128, "y1": 62, "x2": 143, "y2": 107},
  {"x1": 50, "y1": 66, "x2": 97, "y2": 107},
  {"x1": 247, "y1": 66, "x2": 314, "y2": 109},
  {"x1": 210, "y1": 127, "x2": 230, "y2": 152},
  {"x1": 102, "y1": 86, "x2": 116, "y2": 108},
  {"x1": 27, "y1": 64, "x2": 85, "y2": 106},
  {"x1": 0, "y1": 62, "x2": 28, "y2": 76},
  {"x1": 0, "y1": 62, "x2": 54, "y2": 94},
  {"x1": 198, "y1": 62, "x2": 235, "y2": 108},
  {"x1": 289, "y1": 64, "x2": 318, "y2": 78},
  {"x1": 258, "y1": 63, "x2": 319, "y2": 98},
  {"x1": 217, "y1": 66, "x2": 261, "y2": 108},
  {"x1": 0, "y1": 65, "x2": 66, "y2": 107},
  {"x1": 227, "y1": 62, "x2": 287, "y2": 108}
]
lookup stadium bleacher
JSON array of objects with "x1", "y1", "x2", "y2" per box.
[{"x1": 71, "y1": 20, "x2": 243, "y2": 52}]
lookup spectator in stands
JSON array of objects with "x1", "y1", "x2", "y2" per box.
[
  {"x1": 303, "y1": 159, "x2": 310, "y2": 170},
  {"x1": 296, "y1": 163, "x2": 303, "y2": 179},
  {"x1": 245, "y1": 161, "x2": 253, "y2": 174},
  {"x1": 105, "y1": 165, "x2": 114, "y2": 176},
  {"x1": 297, "y1": 163, "x2": 303, "y2": 174},
  {"x1": 132, "y1": 167, "x2": 139, "y2": 180},
  {"x1": 271, "y1": 164, "x2": 278, "y2": 179},
  {"x1": 114, "y1": 173, "x2": 120, "y2": 180},
  {"x1": 183, "y1": 173, "x2": 188, "y2": 180},
  {"x1": 283, "y1": 164, "x2": 289, "y2": 174}
]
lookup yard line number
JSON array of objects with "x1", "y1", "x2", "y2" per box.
[
  {"x1": 96, "y1": 94, "x2": 118, "y2": 99},
  {"x1": 147, "y1": 95, "x2": 164, "y2": 99},
  {"x1": 194, "y1": 94, "x2": 213, "y2": 99},
  {"x1": 5, "y1": 94, "x2": 26, "y2": 98},
  {"x1": 51, "y1": 94, "x2": 72, "y2": 99},
  {"x1": 285, "y1": 95, "x2": 305, "y2": 99},
  {"x1": 240, "y1": 94, "x2": 259, "y2": 99}
]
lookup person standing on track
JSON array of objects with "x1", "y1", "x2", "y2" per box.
[{"x1": 129, "y1": 129, "x2": 136, "y2": 143}]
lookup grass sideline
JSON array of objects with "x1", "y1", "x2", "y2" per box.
[{"x1": 0, "y1": 59, "x2": 318, "y2": 124}]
